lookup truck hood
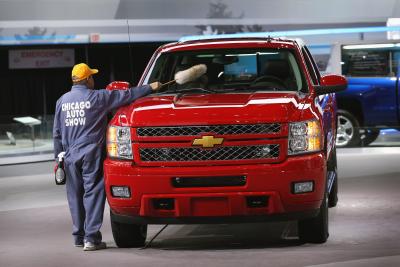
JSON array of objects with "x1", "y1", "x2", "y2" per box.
[{"x1": 119, "y1": 92, "x2": 309, "y2": 126}]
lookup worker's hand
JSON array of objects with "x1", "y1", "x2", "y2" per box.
[{"x1": 150, "y1": 81, "x2": 162, "y2": 91}]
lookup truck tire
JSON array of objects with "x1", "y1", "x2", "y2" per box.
[
  {"x1": 298, "y1": 192, "x2": 329, "y2": 244},
  {"x1": 327, "y1": 148, "x2": 338, "y2": 208},
  {"x1": 336, "y1": 110, "x2": 361, "y2": 147},
  {"x1": 328, "y1": 177, "x2": 338, "y2": 208},
  {"x1": 360, "y1": 129, "x2": 380, "y2": 146},
  {"x1": 110, "y1": 211, "x2": 147, "y2": 248}
]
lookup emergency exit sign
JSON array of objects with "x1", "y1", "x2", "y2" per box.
[{"x1": 9, "y1": 48, "x2": 75, "y2": 69}]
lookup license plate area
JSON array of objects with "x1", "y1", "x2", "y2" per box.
[{"x1": 191, "y1": 197, "x2": 229, "y2": 216}]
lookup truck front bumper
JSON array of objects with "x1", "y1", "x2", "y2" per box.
[{"x1": 104, "y1": 152, "x2": 326, "y2": 223}]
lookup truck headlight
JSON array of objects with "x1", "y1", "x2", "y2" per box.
[
  {"x1": 288, "y1": 120, "x2": 322, "y2": 155},
  {"x1": 107, "y1": 126, "x2": 133, "y2": 159}
]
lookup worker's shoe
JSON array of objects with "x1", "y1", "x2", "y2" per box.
[
  {"x1": 83, "y1": 241, "x2": 107, "y2": 251},
  {"x1": 74, "y1": 239, "x2": 84, "y2": 247}
]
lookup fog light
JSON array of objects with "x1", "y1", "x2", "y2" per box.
[
  {"x1": 111, "y1": 186, "x2": 131, "y2": 198},
  {"x1": 292, "y1": 181, "x2": 314, "y2": 194}
]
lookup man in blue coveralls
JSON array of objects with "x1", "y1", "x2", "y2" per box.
[{"x1": 53, "y1": 63, "x2": 161, "y2": 251}]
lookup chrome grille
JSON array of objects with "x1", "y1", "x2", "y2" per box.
[
  {"x1": 137, "y1": 124, "x2": 281, "y2": 137},
  {"x1": 140, "y1": 144, "x2": 280, "y2": 162}
]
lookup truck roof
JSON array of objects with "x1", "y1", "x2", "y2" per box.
[{"x1": 159, "y1": 36, "x2": 304, "y2": 53}]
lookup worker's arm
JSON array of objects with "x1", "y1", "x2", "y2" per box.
[
  {"x1": 53, "y1": 99, "x2": 63, "y2": 160},
  {"x1": 100, "y1": 82, "x2": 161, "y2": 111}
]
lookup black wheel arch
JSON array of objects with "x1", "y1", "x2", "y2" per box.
[{"x1": 336, "y1": 97, "x2": 364, "y2": 127}]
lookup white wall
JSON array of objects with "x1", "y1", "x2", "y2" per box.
[{"x1": 0, "y1": 0, "x2": 400, "y2": 24}]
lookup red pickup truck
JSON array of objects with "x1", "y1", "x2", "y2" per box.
[{"x1": 104, "y1": 36, "x2": 347, "y2": 247}]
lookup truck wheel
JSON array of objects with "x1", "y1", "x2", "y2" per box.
[
  {"x1": 327, "y1": 148, "x2": 338, "y2": 208},
  {"x1": 328, "y1": 177, "x2": 338, "y2": 208},
  {"x1": 298, "y1": 193, "x2": 329, "y2": 244},
  {"x1": 360, "y1": 129, "x2": 380, "y2": 146},
  {"x1": 110, "y1": 211, "x2": 147, "y2": 248},
  {"x1": 336, "y1": 110, "x2": 360, "y2": 147}
]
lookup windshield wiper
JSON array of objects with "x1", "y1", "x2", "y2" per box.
[{"x1": 218, "y1": 87, "x2": 261, "y2": 92}]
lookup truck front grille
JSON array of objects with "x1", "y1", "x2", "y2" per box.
[
  {"x1": 137, "y1": 124, "x2": 281, "y2": 137},
  {"x1": 139, "y1": 144, "x2": 280, "y2": 162}
]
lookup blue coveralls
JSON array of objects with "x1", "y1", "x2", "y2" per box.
[{"x1": 53, "y1": 84, "x2": 152, "y2": 245}]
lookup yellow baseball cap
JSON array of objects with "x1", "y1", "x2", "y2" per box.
[{"x1": 71, "y1": 63, "x2": 98, "y2": 82}]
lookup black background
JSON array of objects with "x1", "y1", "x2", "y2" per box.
[{"x1": 0, "y1": 42, "x2": 165, "y2": 123}]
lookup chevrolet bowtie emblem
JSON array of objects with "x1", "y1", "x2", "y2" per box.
[{"x1": 192, "y1": 135, "x2": 224, "y2": 148}]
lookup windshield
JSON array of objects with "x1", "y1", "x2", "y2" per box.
[{"x1": 144, "y1": 48, "x2": 306, "y2": 93}]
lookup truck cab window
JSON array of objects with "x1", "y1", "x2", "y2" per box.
[{"x1": 342, "y1": 48, "x2": 398, "y2": 77}]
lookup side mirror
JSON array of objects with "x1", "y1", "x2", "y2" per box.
[
  {"x1": 314, "y1": 74, "x2": 347, "y2": 96},
  {"x1": 106, "y1": 81, "x2": 131, "y2": 91}
]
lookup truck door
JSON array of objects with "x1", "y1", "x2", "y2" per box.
[{"x1": 341, "y1": 46, "x2": 399, "y2": 127}]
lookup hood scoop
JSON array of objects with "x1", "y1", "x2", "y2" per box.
[{"x1": 173, "y1": 93, "x2": 252, "y2": 107}]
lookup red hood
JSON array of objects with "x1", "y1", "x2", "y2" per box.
[{"x1": 116, "y1": 92, "x2": 309, "y2": 127}]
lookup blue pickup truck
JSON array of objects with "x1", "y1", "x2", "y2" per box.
[{"x1": 335, "y1": 44, "x2": 400, "y2": 147}]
